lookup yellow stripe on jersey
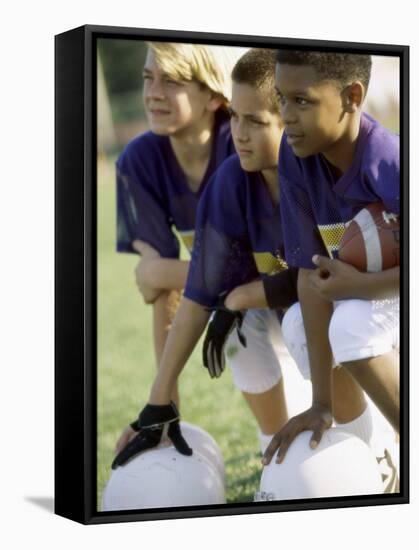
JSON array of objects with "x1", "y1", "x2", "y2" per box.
[
  {"x1": 318, "y1": 223, "x2": 346, "y2": 258},
  {"x1": 253, "y1": 252, "x2": 288, "y2": 275},
  {"x1": 178, "y1": 230, "x2": 195, "y2": 254}
]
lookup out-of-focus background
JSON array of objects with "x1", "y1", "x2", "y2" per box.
[{"x1": 96, "y1": 38, "x2": 401, "y2": 508}]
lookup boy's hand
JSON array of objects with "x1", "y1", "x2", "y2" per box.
[
  {"x1": 203, "y1": 301, "x2": 247, "y2": 379},
  {"x1": 262, "y1": 404, "x2": 333, "y2": 465},
  {"x1": 134, "y1": 257, "x2": 162, "y2": 304},
  {"x1": 112, "y1": 402, "x2": 192, "y2": 469},
  {"x1": 309, "y1": 255, "x2": 364, "y2": 301},
  {"x1": 132, "y1": 240, "x2": 163, "y2": 304},
  {"x1": 114, "y1": 425, "x2": 138, "y2": 456}
]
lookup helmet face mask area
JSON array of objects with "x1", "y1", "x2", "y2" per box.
[{"x1": 54, "y1": 23, "x2": 408, "y2": 528}]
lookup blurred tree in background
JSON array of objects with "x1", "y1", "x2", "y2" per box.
[
  {"x1": 99, "y1": 38, "x2": 147, "y2": 95},
  {"x1": 98, "y1": 38, "x2": 148, "y2": 154}
]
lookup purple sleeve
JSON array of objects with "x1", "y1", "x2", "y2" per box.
[
  {"x1": 116, "y1": 150, "x2": 180, "y2": 258},
  {"x1": 279, "y1": 140, "x2": 328, "y2": 270},
  {"x1": 364, "y1": 128, "x2": 400, "y2": 215},
  {"x1": 184, "y1": 161, "x2": 259, "y2": 307}
]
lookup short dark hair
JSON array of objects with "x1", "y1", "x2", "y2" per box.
[
  {"x1": 276, "y1": 50, "x2": 372, "y2": 92},
  {"x1": 232, "y1": 48, "x2": 280, "y2": 112}
]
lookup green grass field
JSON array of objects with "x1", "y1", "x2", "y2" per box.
[{"x1": 97, "y1": 157, "x2": 263, "y2": 509}]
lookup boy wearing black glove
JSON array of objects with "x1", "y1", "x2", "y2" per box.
[
  {"x1": 112, "y1": 402, "x2": 192, "y2": 469},
  {"x1": 202, "y1": 268, "x2": 300, "y2": 380},
  {"x1": 203, "y1": 299, "x2": 247, "y2": 379}
]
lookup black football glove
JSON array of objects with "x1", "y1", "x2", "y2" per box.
[
  {"x1": 111, "y1": 401, "x2": 192, "y2": 469},
  {"x1": 203, "y1": 301, "x2": 247, "y2": 379}
]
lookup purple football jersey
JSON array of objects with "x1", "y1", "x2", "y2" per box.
[
  {"x1": 184, "y1": 155, "x2": 288, "y2": 307},
  {"x1": 279, "y1": 113, "x2": 400, "y2": 269},
  {"x1": 116, "y1": 110, "x2": 234, "y2": 258}
]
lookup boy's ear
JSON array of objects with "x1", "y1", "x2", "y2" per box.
[
  {"x1": 206, "y1": 92, "x2": 225, "y2": 113},
  {"x1": 342, "y1": 81, "x2": 365, "y2": 113}
]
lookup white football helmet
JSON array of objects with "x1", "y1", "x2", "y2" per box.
[
  {"x1": 255, "y1": 429, "x2": 383, "y2": 501},
  {"x1": 102, "y1": 445, "x2": 225, "y2": 511},
  {"x1": 179, "y1": 421, "x2": 225, "y2": 481}
]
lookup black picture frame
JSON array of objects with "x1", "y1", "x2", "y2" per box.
[{"x1": 55, "y1": 24, "x2": 409, "y2": 525}]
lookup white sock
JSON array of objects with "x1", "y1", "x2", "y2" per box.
[
  {"x1": 334, "y1": 404, "x2": 373, "y2": 447},
  {"x1": 258, "y1": 430, "x2": 275, "y2": 455}
]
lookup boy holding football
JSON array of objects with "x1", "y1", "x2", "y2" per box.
[{"x1": 263, "y1": 51, "x2": 400, "y2": 466}]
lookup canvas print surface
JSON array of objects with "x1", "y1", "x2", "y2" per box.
[{"x1": 96, "y1": 37, "x2": 401, "y2": 514}]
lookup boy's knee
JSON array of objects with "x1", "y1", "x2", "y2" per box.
[
  {"x1": 329, "y1": 300, "x2": 370, "y2": 343},
  {"x1": 329, "y1": 300, "x2": 394, "y2": 364},
  {"x1": 226, "y1": 309, "x2": 282, "y2": 394},
  {"x1": 282, "y1": 303, "x2": 305, "y2": 349},
  {"x1": 281, "y1": 303, "x2": 311, "y2": 380}
]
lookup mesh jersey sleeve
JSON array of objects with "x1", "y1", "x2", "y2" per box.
[
  {"x1": 279, "y1": 173, "x2": 328, "y2": 269},
  {"x1": 184, "y1": 164, "x2": 259, "y2": 307},
  {"x1": 116, "y1": 143, "x2": 180, "y2": 258}
]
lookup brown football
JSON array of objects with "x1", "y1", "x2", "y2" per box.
[{"x1": 338, "y1": 202, "x2": 400, "y2": 272}]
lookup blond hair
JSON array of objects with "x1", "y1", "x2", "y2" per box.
[{"x1": 147, "y1": 42, "x2": 246, "y2": 108}]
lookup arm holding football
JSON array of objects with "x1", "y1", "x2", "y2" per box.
[
  {"x1": 309, "y1": 255, "x2": 399, "y2": 301},
  {"x1": 329, "y1": 203, "x2": 400, "y2": 300},
  {"x1": 358, "y1": 266, "x2": 399, "y2": 299}
]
